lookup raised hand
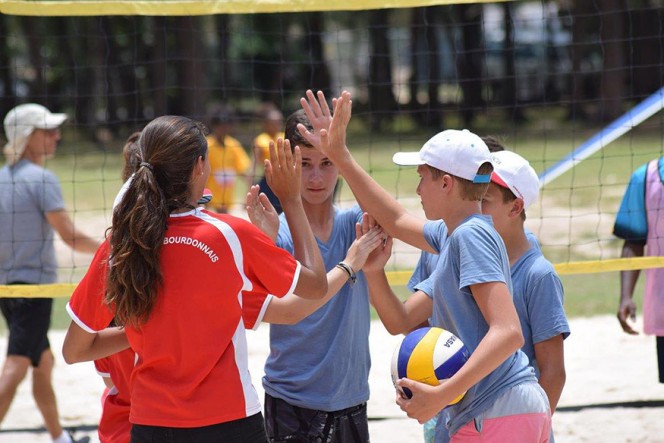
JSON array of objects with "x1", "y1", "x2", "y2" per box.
[
  {"x1": 265, "y1": 138, "x2": 301, "y2": 206},
  {"x1": 299, "y1": 90, "x2": 333, "y2": 149},
  {"x1": 358, "y1": 212, "x2": 391, "y2": 273},
  {"x1": 299, "y1": 90, "x2": 352, "y2": 162},
  {"x1": 246, "y1": 185, "x2": 279, "y2": 241},
  {"x1": 342, "y1": 224, "x2": 385, "y2": 273}
]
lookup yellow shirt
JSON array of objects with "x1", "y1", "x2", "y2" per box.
[
  {"x1": 205, "y1": 135, "x2": 250, "y2": 209},
  {"x1": 254, "y1": 131, "x2": 285, "y2": 166}
]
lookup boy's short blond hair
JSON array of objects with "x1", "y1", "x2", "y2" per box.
[{"x1": 427, "y1": 162, "x2": 494, "y2": 201}]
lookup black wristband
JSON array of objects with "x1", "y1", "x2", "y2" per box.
[{"x1": 336, "y1": 261, "x2": 357, "y2": 285}]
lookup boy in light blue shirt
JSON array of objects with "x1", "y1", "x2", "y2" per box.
[
  {"x1": 299, "y1": 90, "x2": 551, "y2": 441},
  {"x1": 259, "y1": 109, "x2": 374, "y2": 442}
]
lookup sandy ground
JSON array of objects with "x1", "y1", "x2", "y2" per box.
[{"x1": 1, "y1": 315, "x2": 664, "y2": 442}]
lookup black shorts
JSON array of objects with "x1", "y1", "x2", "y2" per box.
[
  {"x1": 130, "y1": 412, "x2": 267, "y2": 443},
  {"x1": 657, "y1": 336, "x2": 664, "y2": 383},
  {"x1": 0, "y1": 290, "x2": 52, "y2": 367},
  {"x1": 265, "y1": 393, "x2": 370, "y2": 443}
]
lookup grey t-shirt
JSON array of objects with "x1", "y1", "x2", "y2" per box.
[{"x1": 0, "y1": 159, "x2": 65, "y2": 284}]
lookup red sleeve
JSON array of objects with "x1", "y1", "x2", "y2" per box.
[
  {"x1": 66, "y1": 241, "x2": 115, "y2": 333},
  {"x1": 241, "y1": 292, "x2": 272, "y2": 330},
  {"x1": 238, "y1": 220, "x2": 300, "y2": 299},
  {"x1": 95, "y1": 357, "x2": 111, "y2": 376}
]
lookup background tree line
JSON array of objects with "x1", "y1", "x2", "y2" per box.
[{"x1": 0, "y1": 0, "x2": 662, "y2": 145}]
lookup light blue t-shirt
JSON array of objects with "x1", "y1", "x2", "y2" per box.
[
  {"x1": 408, "y1": 221, "x2": 448, "y2": 297},
  {"x1": 428, "y1": 214, "x2": 537, "y2": 436},
  {"x1": 262, "y1": 205, "x2": 371, "y2": 411},
  {"x1": 0, "y1": 159, "x2": 65, "y2": 284},
  {"x1": 511, "y1": 245, "x2": 570, "y2": 376},
  {"x1": 411, "y1": 221, "x2": 540, "y2": 298}
]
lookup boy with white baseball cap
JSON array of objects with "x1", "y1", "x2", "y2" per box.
[
  {"x1": 391, "y1": 129, "x2": 493, "y2": 184},
  {"x1": 298, "y1": 90, "x2": 551, "y2": 442},
  {"x1": 1, "y1": 103, "x2": 96, "y2": 443}
]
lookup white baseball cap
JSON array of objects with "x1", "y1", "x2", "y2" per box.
[
  {"x1": 392, "y1": 129, "x2": 492, "y2": 183},
  {"x1": 3, "y1": 103, "x2": 67, "y2": 165},
  {"x1": 490, "y1": 150, "x2": 540, "y2": 209}
]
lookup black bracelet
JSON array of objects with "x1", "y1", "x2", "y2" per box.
[{"x1": 336, "y1": 261, "x2": 357, "y2": 285}]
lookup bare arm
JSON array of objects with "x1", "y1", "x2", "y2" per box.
[
  {"x1": 264, "y1": 224, "x2": 384, "y2": 324},
  {"x1": 299, "y1": 90, "x2": 433, "y2": 252},
  {"x1": 62, "y1": 321, "x2": 129, "y2": 364},
  {"x1": 266, "y1": 138, "x2": 327, "y2": 299},
  {"x1": 618, "y1": 241, "x2": 644, "y2": 335},
  {"x1": 46, "y1": 210, "x2": 100, "y2": 254},
  {"x1": 533, "y1": 335, "x2": 566, "y2": 412},
  {"x1": 367, "y1": 270, "x2": 433, "y2": 336},
  {"x1": 397, "y1": 282, "x2": 523, "y2": 423},
  {"x1": 363, "y1": 235, "x2": 432, "y2": 334}
]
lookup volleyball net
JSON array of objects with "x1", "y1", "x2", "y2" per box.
[{"x1": 1, "y1": 0, "x2": 664, "y2": 297}]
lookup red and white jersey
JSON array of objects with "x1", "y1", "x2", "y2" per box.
[
  {"x1": 94, "y1": 348, "x2": 135, "y2": 443},
  {"x1": 68, "y1": 209, "x2": 300, "y2": 427}
]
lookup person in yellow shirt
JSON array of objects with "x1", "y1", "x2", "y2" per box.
[
  {"x1": 205, "y1": 107, "x2": 251, "y2": 213},
  {"x1": 250, "y1": 107, "x2": 284, "y2": 213}
]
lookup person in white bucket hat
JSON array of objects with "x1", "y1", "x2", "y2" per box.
[
  {"x1": 0, "y1": 103, "x2": 98, "y2": 443},
  {"x1": 3, "y1": 103, "x2": 67, "y2": 165}
]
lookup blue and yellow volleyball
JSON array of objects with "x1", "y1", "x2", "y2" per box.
[{"x1": 391, "y1": 327, "x2": 470, "y2": 404}]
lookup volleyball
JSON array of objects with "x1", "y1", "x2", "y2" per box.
[{"x1": 391, "y1": 327, "x2": 470, "y2": 404}]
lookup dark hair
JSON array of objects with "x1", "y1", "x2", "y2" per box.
[
  {"x1": 482, "y1": 136, "x2": 505, "y2": 153},
  {"x1": 121, "y1": 132, "x2": 141, "y2": 182},
  {"x1": 107, "y1": 116, "x2": 208, "y2": 327},
  {"x1": 284, "y1": 109, "x2": 314, "y2": 150}
]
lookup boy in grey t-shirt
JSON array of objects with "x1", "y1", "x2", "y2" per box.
[{"x1": 0, "y1": 104, "x2": 98, "y2": 443}]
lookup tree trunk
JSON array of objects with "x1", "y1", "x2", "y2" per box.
[
  {"x1": 115, "y1": 17, "x2": 144, "y2": 123},
  {"x1": 175, "y1": 16, "x2": 205, "y2": 119},
  {"x1": 424, "y1": 6, "x2": 443, "y2": 128},
  {"x1": 502, "y1": 2, "x2": 525, "y2": 122},
  {"x1": 408, "y1": 8, "x2": 421, "y2": 112},
  {"x1": 18, "y1": 17, "x2": 46, "y2": 104},
  {"x1": 598, "y1": 0, "x2": 626, "y2": 122},
  {"x1": 455, "y1": 4, "x2": 484, "y2": 126},
  {"x1": 0, "y1": 15, "x2": 17, "y2": 117},
  {"x1": 215, "y1": 15, "x2": 231, "y2": 102},
  {"x1": 567, "y1": 1, "x2": 593, "y2": 121},
  {"x1": 150, "y1": 17, "x2": 168, "y2": 117},
  {"x1": 99, "y1": 17, "x2": 121, "y2": 135},
  {"x1": 303, "y1": 13, "x2": 332, "y2": 98},
  {"x1": 368, "y1": 9, "x2": 396, "y2": 131}
]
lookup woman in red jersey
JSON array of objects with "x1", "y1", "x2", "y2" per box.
[{"x1": 62, "y1": 115, "x2": 327, "y2": 443}]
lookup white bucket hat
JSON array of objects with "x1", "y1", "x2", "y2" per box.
[
  {"x1": 3, "y1": 103, "x2": 67, "y2": 165},
  {"x1": 392, "y1": 129, "x2": 492, "y2": 183},
  {"x1": 490, "y1": 150, "x2": 540, "y2": 209}
]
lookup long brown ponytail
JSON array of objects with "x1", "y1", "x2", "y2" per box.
[{"x1": 106, "y1": 116, "x2": 208, "y2": 327}]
